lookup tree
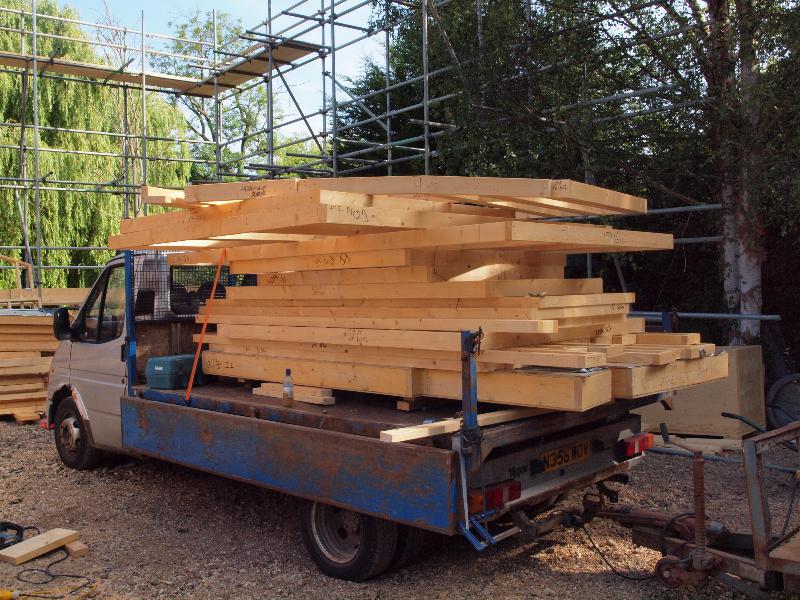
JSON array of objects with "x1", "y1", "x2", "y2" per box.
[
  {"x1": 342, "y1": 0, "x2": 800, "y2": 346},
  {"x1": 151, "y1": 10, "x2": 300, "y2": 180},
  {"x1": 0, "y1": 0, "x2": 191, "y2": 288}
]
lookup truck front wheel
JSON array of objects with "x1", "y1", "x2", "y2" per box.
[
  {"x1": 299, "y1": 501, "x2": 398, "y2": 581},
  {"x1": 54, "y1": 397, "x2": 100, "y2": 470}
]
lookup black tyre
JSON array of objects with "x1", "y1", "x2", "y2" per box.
[
  {"x1": 388, "y1": 525, "x2": 427, "y2": 571},
  {"x1": 54, "y1": 397, "x2": 100, "y2": 470},
  {"x1": 299, "y1": 501, "x2": 398, "y2": 581}
]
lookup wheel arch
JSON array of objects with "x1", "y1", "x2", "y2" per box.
[{"x1": 49, "y1": 386, "x2": 95, "y2": 446}]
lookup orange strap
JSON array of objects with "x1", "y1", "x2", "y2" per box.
[{"x1": 185, "y1": 248, "x2": 227, "y2": 404}]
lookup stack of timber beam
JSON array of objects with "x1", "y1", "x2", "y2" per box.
[
  {"x1": 109, "y1": 176, "x2": 728, "y2": 412},
  {"x1": 0, "y1": 310, "x2": 56, "y2": 422},
  {"x1": 0, "y1": 287, "x2": 89, "y2": 308}
]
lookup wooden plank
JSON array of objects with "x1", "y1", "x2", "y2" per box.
[
  {"x1": 185, "y1": 178, "x2": 298, "y2": 203},
  {"x1": 0, "y1": 288, "x2": 88, "y2": 306},
  {"x1": 0, "y1": 404, "x2": 45, "y2": 417},
  {"x1": 0, "y1": 391, "x2": 47, "y2": 403},
  {"x1": 0, "y1": 382, "x2": 46, "y2": 394},
  {"x1": 140, "y1": 185, "x2": 193, "y2": 208},
  {"x1": 634, "y1": 346, "x2": 763, "y2": 439},
  {"x1": 0, "y1": 363, "x2": 50, "y2": 376},
  {"x1": 202, "y1": 351, "x2": 611, "y2": 408},
  {"x1": 0, "y1": 333, "x2": 56, "y2": 342},
  {"x1": 205, "y1": 314, "x2": 558, "y2": 334},
  {"x1": 201, "y1": 337, "x2": 497, "y2": 372},
  {"x1": 611, "y1": 353, "x2": 728, "y2": 398},
  {"x1": 231, "y1": 248, "x2": 423, "y2": 274},
  {"x1": 252, "y1": 384, "x2": 335, "y2": 406},
  {"x1": 636, "y1": 332, "x2": 702, "y2": 346},
  {"x1": 630, "y1": 344, "x2": 703, "y2": 359},
  {"x1": 0, "y1": 315, "x2": 52, "y2": 325},
  {"x1": 0, "y1": 340, "x2": 59, "y2": 352},
  {"x1": 0, "y1": 325, "x2": 54, "y2": 334},
  {"x1": 224, "y1": 278, "x2": 601, "y2": 301},
  {"x1": 223, "y1": 221, "x2": 670, "y2": 264},
  {"x1": 64, "y1": 540, "x2": 89, "y2": 558},
  {"x1": 380, "y1": 407, "x2": 544, "y2": 442},
  {"x1": 0, "y1": 357, "x2": 52, "y2": 368},
  {"x1": 256, "y1": 266, "x2": 437, "y2": 286},
  {"x1": 254, "y1": 382, "x2": 333, "y2": 397},
  {"x1": 13, "y1": 410, "x2": 41, "y2": 423},
  {"x1": 110, "y1": 192, "x2": 500, "y2": 249},
  {"x1": 607, "y1": 349, "x2": 680, "y2": 366},
  {"x1": 295, "y1": 176, "x2": 647, "y2": 215},
  {"x1": 202, "y1": 351, "x2": 419, "y2": 396},
  {"x1": 421, "y1": 368, "x2": 612, "y2": 409},
  {"x1": 216, "y1": 323, "x2": 561, "y2": 351},
  {"x1": 0, "y1": 529, "x2": 79, "y2": 565},
  {"x1": 479, "y1": 348, "x2": 607, "y2": 368},
  {"x1": 202, "y1": 303, "x2": 541, "y2": 320}
]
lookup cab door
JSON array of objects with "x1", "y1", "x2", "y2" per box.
[{"x1": 69, "y1": 262, "x2": 127, "y2": 449}]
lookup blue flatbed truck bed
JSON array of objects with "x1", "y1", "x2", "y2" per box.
[{"x1": 120, "y1": 382, "x2": 657, "y2": 536}]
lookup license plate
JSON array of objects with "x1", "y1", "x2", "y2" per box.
[{"x1": 540, "y1": 439, "x2": 591, "y2": 472}]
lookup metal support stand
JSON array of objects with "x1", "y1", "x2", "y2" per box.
[
  {"x1": 455, "y1": 329, "x2": 497, "y2": 551},
  {"x1": 123, "y1": 250, "x2": 137, "y2": 397}
]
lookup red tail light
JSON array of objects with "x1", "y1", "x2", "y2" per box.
[
  {"x1": 468, "y1": 479, "x2": 522, "y2": 513},
  {"x1": 617, "y1": 432, "x2": 654, "y2": 458}
]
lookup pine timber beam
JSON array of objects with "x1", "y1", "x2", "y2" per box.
[
  {"x1": 110, "y1": 193, "x2": 499, "y2": 249},
  {"x1": 223, "y1": 278, "x2": 602, "y2": 300},
  {"x1": 201, "y1": 351, "x2": 612, "y2": 410},
  {"x1": 214, "y1": 324, "x2": 565, "y2": 351},
  {"x1": 611, "y1": 352, "x2": 728, "y2": 398},
  {"x1": 220, "y1": 222, "x2": 672, "y2": 263},
  {"x1": 204, "y1": 314, "x2": 559, "y2": 333},
  {"x1": 380, "y1": 407, "x2": 545, "y2": 443}
]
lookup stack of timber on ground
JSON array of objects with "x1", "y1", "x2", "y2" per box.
[
  {"x1": 0, "y1": 310, "x2": 56, "y2": 422},
  {"x1": 110, "y1": 176, "x2": 728, "y2": 413},
  {"x1": 635, "y1": 345, "x2": 765, "y2": 439},
  {"x1": 0, "y1": 254, "x2": 88, "y2": 308},
  {"x1": 0, "y1": 287, "x2": 89, "y2": 308}
]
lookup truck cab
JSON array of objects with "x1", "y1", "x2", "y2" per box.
[{"x1": 47, "y1": 253, "x2": 205, "y2": 464}]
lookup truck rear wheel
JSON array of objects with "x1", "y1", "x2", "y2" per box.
[
  {"x1": 299, "y1": 501, "x2": 398, "y2": 581},
  {"x1": 389, "y1": 525, "x2": 427, "y2": 571},
  {"x1": 54, "y1": 397, "x2": 100, "y2": 470}
]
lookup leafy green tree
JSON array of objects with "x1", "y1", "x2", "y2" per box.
[
  {"x1": 0, "y1": 0, "x2": 191, "y2": 288},
  {"x1": 342, "y1": 0, "x2": 800, "y2": 347},
  {"x1": 151, "y1": 10, "x2": 301, "y2": 180}
]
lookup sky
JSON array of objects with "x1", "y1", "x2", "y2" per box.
[{"x1": 58, "y1": 0, "x2": 384, "y2": 141}]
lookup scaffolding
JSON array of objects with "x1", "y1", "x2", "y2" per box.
[{"x1": 0, "y1": 0, "x2": 741, "y2": 307}]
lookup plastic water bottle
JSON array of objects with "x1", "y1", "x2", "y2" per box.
[{"x1": 282, "y1": 368, "x2": 294, "y2": 407}]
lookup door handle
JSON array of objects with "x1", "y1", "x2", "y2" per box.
[{"x1": 121, "y1": 339, "x2": 128, "y2": 362}]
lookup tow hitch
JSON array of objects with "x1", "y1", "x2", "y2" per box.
[{"x1": 583, "y1": 421, "x2": 800, "y2": 596}]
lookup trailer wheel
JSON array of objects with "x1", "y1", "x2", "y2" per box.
[
  {"x1": 388, "y1": 525, "x2": 427, "y2": 571},
  {"x1": 300, "y1": 501, "x2": 398, "y2": 581},
  {"x1": 54, "y1": 397, "x2": 100, "y2": 470}
]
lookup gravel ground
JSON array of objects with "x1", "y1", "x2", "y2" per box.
[{"x1": 0, "y1": 420, "x2": 796, "y2": 599}]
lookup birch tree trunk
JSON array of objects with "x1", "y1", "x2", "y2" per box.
[{"x1": 734, "y1": 0, "x2": 763, "y2": 343}]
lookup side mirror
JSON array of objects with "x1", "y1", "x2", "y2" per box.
[{"x1": 53, "y1": 307, "x2": 72, "y2": 341}]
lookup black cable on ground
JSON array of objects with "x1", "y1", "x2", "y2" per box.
[
  {"x1": 15, "y1": 548, "x2": 93, "y2": 599},
  {"x1": 580, "y1": 524, "x2": 655, "y2": 582},
  {"x1": 657, "y1": 511, "x2": 694, "y2": 557}
]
